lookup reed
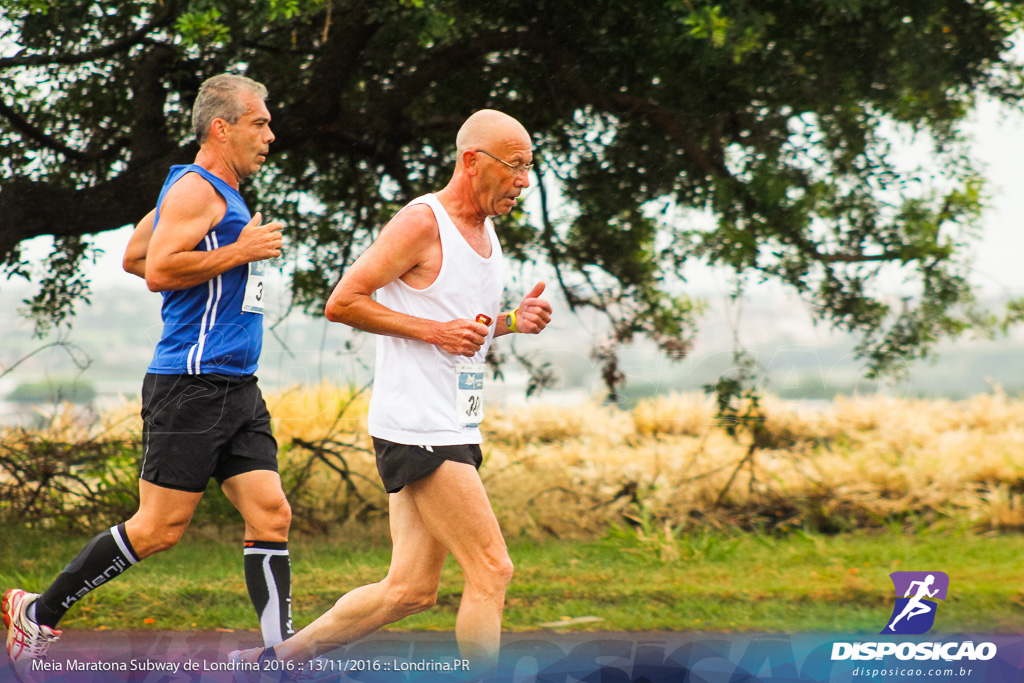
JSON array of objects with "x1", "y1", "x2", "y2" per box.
[{"x1": 5, "y1": 386, "x2": 1024, "y2": 538}]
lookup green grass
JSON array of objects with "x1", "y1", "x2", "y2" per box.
[{"x1": 1, "y1": 526, "x2": 1020, "y2": 634}]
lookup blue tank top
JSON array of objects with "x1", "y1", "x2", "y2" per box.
[{"x1": 147, "y1": 165, "x2": 263, "y2": 376}]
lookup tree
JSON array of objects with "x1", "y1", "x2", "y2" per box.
[
  {"x1": 2, "y1": 0, "x2": 1023, "y2": 390},
  {"x1": 6, "y1": 378, "x2": 97, "y2": 405}
]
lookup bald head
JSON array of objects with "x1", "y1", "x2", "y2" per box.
[
  {"x1": 455, "y1": 110, "x2": 531, "y2": 162},
  {"x1": 441, "y1": 109, "x2": 532, "y2": 217}
]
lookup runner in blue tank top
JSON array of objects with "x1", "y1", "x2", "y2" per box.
[
  {"x1": 3, "y1": 74, "x2": 295, "y2": 681},
  {"x1": 147, "y1": 162, "x2": 266, "y2": 376}
]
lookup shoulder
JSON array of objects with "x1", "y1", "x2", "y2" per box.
[
  {"x1": 380, "y1": 203, "x2": 439, "y2": 243},
  {"x1": 157, "y1": 171, "x2": 225, "y2": 225},
  {"x1": 163, "y1": 170, "x2": 222, "y2": 203}
]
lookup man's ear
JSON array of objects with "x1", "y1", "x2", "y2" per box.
[
  {"x1": 462, "y1": 149, "x2": 481, "y2": 175},
  {"x1": 208, "y1": 117, "x2": 229, "y2": 142}
]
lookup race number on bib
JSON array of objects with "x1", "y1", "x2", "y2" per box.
[
  {"x1": 241, "y1": 261, "x2": 267, "y2": 314},
  {"x1": 455, "y1": 363, "x2": 486, "y2": 428}
]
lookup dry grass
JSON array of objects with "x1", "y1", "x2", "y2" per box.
[
  {"x1": 261, "y1": 385, "x2": 1024, "y2": 539},
  {"x1": 7, "y1": 386, "x2": 1024, "y2": 539}
]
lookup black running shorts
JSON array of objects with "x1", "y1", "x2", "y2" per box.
[
  {"x1": 139, "y1": 373, "x2": 278, "y2": 492},
  {"x1": 372, "y1": 437, "x2": 483, "y2": 493}
]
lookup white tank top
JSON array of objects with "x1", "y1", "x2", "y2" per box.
[{"x1": 368, "y1": 194, "x2": 505, "y2": 445}]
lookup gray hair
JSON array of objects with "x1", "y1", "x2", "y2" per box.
[{"x1": 192, "y1": 74, "x2": 268, "y2": 144}]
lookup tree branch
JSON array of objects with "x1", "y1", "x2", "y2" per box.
[
  {"x1": 377, "y1": 30, "x2": 529, "y2": 116},
  {"x1": 819, "y1": 251, "x2": 904, "y2": 264},
  {"x1": 128, "y1": 42, "x2": 177, "y2": 162},
  {"x1": 0, "y1": 6, "x2": 178, "y2": 69},
  {"x1": 526, "y1": 34, "x2": 728, "y2": 179},
  {"x1": 525, "y1": 33, "x2": 910, "y2": 274},
  {"x1": 535, "y1": 157, "x2": 583, "y2": 313},
  {"x1": 272, "y1": 1, "x2": 381, "y2": 150},
  {"x1": 0, "y1": 99, "x2": 124, "y2": 163},
  {"x1": 0, "y1": 145, "x2": 195, "y2": 262}
]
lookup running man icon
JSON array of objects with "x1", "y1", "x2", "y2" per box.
[{"x1": 882, "y1": 571, "x2": 950, "y2": 635}]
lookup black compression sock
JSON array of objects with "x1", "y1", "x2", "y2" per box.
[
  {"x1": 243, "y1": 540, "x2": 293, "y2": 646},
  {"x1": 33, "y1": 524, "x2": 139, "y2": 628}
]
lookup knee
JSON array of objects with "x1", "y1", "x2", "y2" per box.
[
  {"x1": 382, "y1": 581, "x2": 438, "y2": 618},
  {"x1": 249, "y1": 494, "x2": 292, "y2": 539},
  {"x1": 266, "y1": 496, "x2": 292, "y2": 536},
  {"x1": 492, "y1": 554, "x2": 514, "y2": 590},
  {"x1": 471, "y1": 552, "x2": 514, "y2": 595},
  {"x1": 130, "y1": 521, "x2": 188, "y2": 558},
  {"x1": 153, "y1": 526, "x2": 187, "y2": 553}
]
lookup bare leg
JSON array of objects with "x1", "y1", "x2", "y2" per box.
[
  {"x1": 124, "y1": 479, "x2": 204, "y2": 558},
  {"x1": 404, "y1": 460, "x2": 513, "y2": 664},
  {"x1": 273, "y1": 460, "x2": 512, "y2": 666},
  {"x1": 274, "y1": 487, "x2": 448, "y2": 661},
  {"x1": 221, "y1": 470, "x2": 292, "y2": 541}
]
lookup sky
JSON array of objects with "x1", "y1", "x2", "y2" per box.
[{"x1": 962, "y1": 98, "x2": 1024, "y2": 298}]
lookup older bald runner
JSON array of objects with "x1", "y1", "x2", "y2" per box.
[{"x1": 230, "y1": 109, "x2": 553, "y2": 674}]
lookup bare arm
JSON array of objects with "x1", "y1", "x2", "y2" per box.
[
  {"x1": 325, "y1": 206, "x2": 488, "y2": 357},
  {"x1": 122, "y1": 210, "x2": 155, "y2": 279},
  {"x1": 145, "y1": 173, "x2": 283, "y2": 292}
]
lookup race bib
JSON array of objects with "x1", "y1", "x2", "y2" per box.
[
  {"x1": 241, "y1": 260, "x2": 267, "y2": 314},
  {"x1": 456, "y1": 363, "x2": 486, "y2": 428}
]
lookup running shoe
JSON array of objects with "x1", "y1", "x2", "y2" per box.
[
  {"x1": 229, "y1": 647, "x2": 280, "y2": 683},
  {"x1": 228, "y1": 647, "x2": 323, "y2": 683},
  {"x1": 2, "y1": 589, "x2": 61, "y2": 683}
]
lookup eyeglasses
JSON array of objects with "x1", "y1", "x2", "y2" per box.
[{"x1": 475, "y1": 149, "x2": 534, "y2": 177}]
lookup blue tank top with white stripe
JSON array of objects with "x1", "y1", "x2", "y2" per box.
[{"x1": 147, "y1": 165, "x2": 263, "y2": 376}]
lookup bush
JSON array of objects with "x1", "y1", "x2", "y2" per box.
[
  {"x1": 5, "y1": 387, "x2": 1024, "y2": 538},
  {"x1": 0, "y1": 405, "x2": 138, "y2": 529},
  {"x1": 7, "y1": 379, "x2": 97, "y2": 405}
]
